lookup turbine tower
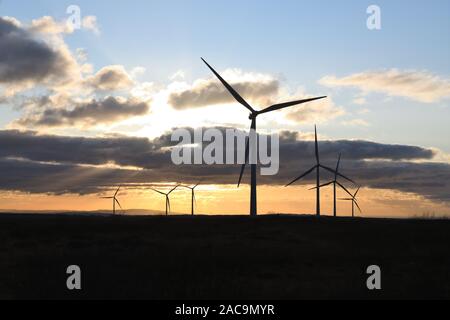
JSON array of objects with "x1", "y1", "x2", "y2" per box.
[
  {"x1": 182, "y1": 182, "x2": 201, "y2": 216},
  {"x1": 286, "y1": 126, "x2": 354, "y2": 217},
  {"x1": 151, "y1": 186, "x2": 179, "y2": 216},
  {"x1": 311, "y1": 154, "x2": 355, "y2": 217},
  {"x1": 101, "y1": 186, "x2": 123, "y2": 215},
  {"x1": 340, "y1": 187, "x2": 362, "y2": 218},
  {"x1": 202, "y1": 58, "x2": 326, "y2": 216}
]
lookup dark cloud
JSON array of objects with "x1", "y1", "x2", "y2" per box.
[
  {"x1": 0, "y1": 130, "x2": 166, "y2": 168},
  {"x1": 168, "y1": 79, "x2": 279, "y2": 109},
  {"x1": 16, "y1": 96, "x2": 150, "y2": 127},
  {"x1": 0, "y1": 129, "x2": 448, "y2": 203},
  {"x1": 0, "y1": 17, "x2": 71, "y2": 85},
  {"x1": 285, "y1": 138, "x2": 435, "y2": 161}
]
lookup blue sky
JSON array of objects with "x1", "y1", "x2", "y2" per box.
[
  {"x1": 4, "y1": 0, "x2": 449, "y2": 75},
  {"x1": 2, "y1": 0, "x2": 449, "y2": 150}
]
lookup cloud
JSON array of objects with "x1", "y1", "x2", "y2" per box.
[
  {"x1": 0, "y1": 16, "x2": 79, "y2": 94},
  {"x1": 0, "y1": 128, "x2": 448, "y2": 204},
  {"x1": 0, "y1": 128, "x2": 434, "y2": 168},
  {"x1": 29, "y1": 16, "x2": 74, "y2": 34},
  {"x1": 130, "y1": 66, "x2": 146, "y2": 78},
  {"x1": 167, "y1": 70, "x2": 344, "y2": 124},
  {"x1": 169, "y1": 70, "x2": 185, "y2": 81},
  {"x1": 82, "y1": 16, "x2": 100, "y2": 35},
  {"x1": 1, "y1": 15, "x2": 148, "y2": 130},
  {"x1": 341, "y1": 119, "x2": 370, "y2": 127},
  {"x1": 168, "y1": 69, "x2": 280, "y2": 109},
  {"x1": 286, "y1": 96, "x2": 345, "y2": 124},
  {"x1": 85, "y1": 65, "x2": 134, "y2": 91},
  {"x1": 15, "y1": 96, "x2": 150, "y2": 127},
  {"x1": 353, "y1": 97, "x2": 366, "y2": 105},
  {"x1": 29, "y1": 15, "x2": 100, "y2": 35},
  {"x1": 319, "y1": 69, "x2": 450, "y2": 103}
]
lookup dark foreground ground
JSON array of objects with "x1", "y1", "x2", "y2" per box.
[{"x1": 0, "y1": 214, "x2": 449, "y2": 300}]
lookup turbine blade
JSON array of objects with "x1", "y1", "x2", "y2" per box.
[
  {"x1": 237, "y1": 133, "x2": 250, "y2": 187},
  {"x1": 286, "y1": 166, "x2": 316, "y2": 187},
  {"x1": 194, "y1": 180, "x2": 202, "y2": 189},
  {"x1": 115, "y1": 198, "x2": 123, "y2": 211},
  {"x1": 114, "y1": 185, "x2": 121, "y2": 197},
  {"x1": 337, "y1": 172, "x2": 356, "y2": 184},
  {"x1": 339, "y1": 198, "x2": 353, "y2": 201},
  {"x1": 101, "y1": 197, "x2": 114, "y2": 199},
  {"x1": 336, "y1": 181, "x2": 354, "y2": 198},
  {"x1": 150, "y1": 188, "x2": 166, "y2": 196},
  {"x1": 168, "y1": 185, "x2": 179, "y2": 194},
  {"x1": 354, "y1": 187, "x2": 361, "y2": 197},
  {"x1": 237, "y1": 163, "x2": 247, "y2": 188},
  {"x1": 319, "y1": 164, "x2": 336, "y2": 175},
  {"x1": 354, "y1": 200, "x2": 362, "y2": 213},
  {"x1": 167, "y1": 197, "x2": 171, "y2": 213},
  {"x1": 309, "y1": 181, "x2": 334, "y2": 190},
  {"x1": 320, "y1": 164, "x2": 356, "y2": 184},
  {"x1": 201, "y1": 58, "x2": 255, "y2": 113},
  {"x1": 315, "y1": 125, "x2": 319, "y2": 164},
  {"x1": 259, "y1": 96, "x2": 327, "y2": 115},
  {"x1": 335, "y1": 154, "x2": 342, "y2": 179}
]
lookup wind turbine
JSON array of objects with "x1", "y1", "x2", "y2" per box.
[
  {"x1": 101, "y1": 186, "x2": 123, "y2": 215},
  {"x1": 151, "y1": 186, "x2": 179, "y2": 216},
  {"x1": 286, "y1": 126, "x2": 354, "y2": 217},
  {"x1": 310, "y1": 154, "x2": 355, "y2": 217},
  {"x1": 340, "y1": 187, "x2": 362, "y2": 218},
  {"x1": 181, "y1": 182, "x2": 201, "y2": 216},
  {"x1": 202, "y1": 58, "x2": 327, "y2": 216}
]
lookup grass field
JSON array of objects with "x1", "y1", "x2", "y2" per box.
[{"x1": 0, "y1": 214, "x2": 449, "y2": 300}]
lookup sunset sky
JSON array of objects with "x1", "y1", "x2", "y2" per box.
[{"x1": 0, "y1": 0, "x2": 449, "y2": 217}]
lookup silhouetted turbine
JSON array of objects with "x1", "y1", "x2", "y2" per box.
[
  {"x1": 151, "y1": 186, "x2": 179, "y2": 216},
  {"x1": 202, "y1": 58, "x2": 326, "y2": 216},
  {"x1": 310, "y1": 154, "x2": 355, "y2": 217},
  {"x1": 181, "y1": 182, "x2": 201, "y2": 216},
  {"x1": 100, "y1": 185, "x2": 123, "y2": 215},
  {"x1": 286, "y1": 126, "x2": 355, "y2": 217},
  {"x1": 340, "y1": 187, "x2": 362, "y2": 218}
]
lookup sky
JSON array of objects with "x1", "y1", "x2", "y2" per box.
[{"x1": 0, "y1": 0, "x2": 449, "y2": 217}]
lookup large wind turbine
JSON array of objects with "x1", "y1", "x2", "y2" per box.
[
  {"x1": 202, "y1": 58, "x2": 327, "y2": 216},
  {"x1": 181, "y1": 182, "x2": 201, "y2": 216},
  {"x1": 151, "y1": 186, "x2": 179, "y2": 216},
  {"x1": 340, "y1": 187, "x2": 362, "y2": 218},
  {"x1": 286, "y1": 126, "x2": 354, "y2": 217},
  {"x1": 101, "y1": 186, "x2": 123, "y2": 215},
  {"x1": 310, "y1": 154, "x2": 355, "y2": 217}
]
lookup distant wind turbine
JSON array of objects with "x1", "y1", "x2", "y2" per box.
[
  {"x1": 202, "y1": 58, "x2": 327, "y2": 216},
  {"x1": 340, "y1": 187, "x2": 362, "y2": 218},
  {"x1": 310, "y1": 154, "x2": 355, "y2": 217},
  {"x1": 151, "y1": 186, "x2": 179, "y2": 216},
  {"x1": 286, "y1": 126, "x2": 355, "y2": 217},
  {"x1": 101, "y1": 186, "x2": 123, "y2": 215},
  {"x1": 181, "y1": 182, "x2": 201, "y2": 216}
]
